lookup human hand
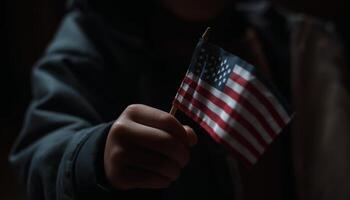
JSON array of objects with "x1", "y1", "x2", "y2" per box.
[{"x1": 104, "y1": 104, "x2": 197, "y2": 190}]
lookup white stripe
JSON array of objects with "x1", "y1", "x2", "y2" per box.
[
  {"x1": 175, "y1": 71, "x2": 197, "y2": 101},
  {"x1": 187, "y1": 73, "x2": 273, "y2": 143},
  {"x1": 181, "y1": 83, "x2": 265, "y2": 154},
  {"x1": 176, "y1": 93, "x2": 258, "y2": 164},
  {"x1": 226, "y1": 79, "x2": 281, "y2": 133},
  {"x1": 233, "y1": 65, "x2": 290, "y2": 123}
]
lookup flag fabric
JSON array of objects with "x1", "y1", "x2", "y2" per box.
[{"x1": 172, "y1": 39, "x2": 292, "y2": 165}]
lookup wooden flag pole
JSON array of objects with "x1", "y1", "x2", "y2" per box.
[
  {"x1": 169, "y1": 27, "x2": 211, "y2": 116},
  {"x1": 169, "y1": 106, "x2": 178, "y2": 116},
  {"x1": 201, "y1": 27, "x2": 211, "y2": 41}
]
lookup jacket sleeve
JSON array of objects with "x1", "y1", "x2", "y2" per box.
[{"x1": 9, "y1": 10, "x2": 123, "y2": 200}]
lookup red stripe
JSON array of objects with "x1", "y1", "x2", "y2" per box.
[
  {"x1": 230, "y1": 73, "x2": 285, "y2": 128},
  {"x1": 178, "y1": 87, "x2": 262, "y2": 157},
  {"x1": 183, "y1": 76, "x2": 269, "y2": 147},
  {"x1": 173, "y1": 100, "x2": 255, "y2": 166},
  {"x1": 222, "y1": 86, "x2": 277, "y2": 138}
]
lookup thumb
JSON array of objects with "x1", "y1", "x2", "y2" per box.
[{"x1": 183, "y1": 125, "x2": 198, "y2": 146}]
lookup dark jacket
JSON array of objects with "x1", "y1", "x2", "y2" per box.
[{"x1": 10, "y1": 1, "x2": 349, "y2": 200}]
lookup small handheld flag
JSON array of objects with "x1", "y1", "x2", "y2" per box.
[{"x1": 171, "y1": 30, "x2": 292, "y2": 165}]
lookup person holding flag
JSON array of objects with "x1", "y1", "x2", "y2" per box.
[{"x1": 10, "y1": 0, "x2": 348, "y2": 199}]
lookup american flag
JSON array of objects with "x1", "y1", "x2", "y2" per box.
[{"x1": 172, "y1": 39, "x2": 292, "y2": 165}]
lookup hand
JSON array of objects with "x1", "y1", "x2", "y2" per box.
[{"x1": 104, "y1": 104, "x2": 197, "y2": 190}]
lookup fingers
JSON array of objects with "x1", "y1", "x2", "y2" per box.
[
  {"x1": 124, "y1": 104, "x2": 192, "y2": 146},
  {"x1": 117, "y1": 146, "x2": 182, "y2": 181},
  {"x1": 107, "y1": 139, "x2": 183, "y2": 190},
  {"x1": 112, "y1": 120, "x2": 190, "y2": 167},
  {"x1": 115, "y1": 167, "x2": 172, "y2": 190},
  {"x1": 105, "y1": 104, "x2": 198, "y2": 191}
]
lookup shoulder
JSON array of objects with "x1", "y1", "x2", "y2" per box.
[
  {"x1": 45, "y1": 10, "x2": 108, "y2": 60},
  {"x1": 44, "y1": 7, "x2": 148, "y2": 67}
]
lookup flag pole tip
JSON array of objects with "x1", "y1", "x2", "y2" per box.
[{"x1": 201, "y1": 27, "x2": 211, "y2": 41}]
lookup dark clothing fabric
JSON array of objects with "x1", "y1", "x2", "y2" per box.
[
  {"x1": 291, "y1": 17, "x2": 350, "y2": 200},
  {"x1": 10, "y1": 1, "x2": 298, "y2": 200}
]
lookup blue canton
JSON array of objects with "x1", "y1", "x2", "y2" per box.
[{"x1": 189, "y1": 45, "x2": 234, "y2": 90}]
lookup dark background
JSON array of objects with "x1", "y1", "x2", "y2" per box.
[{"x1": 1, "y1": 0, "x2": 346, "y2": 199}]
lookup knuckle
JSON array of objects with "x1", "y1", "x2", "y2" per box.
[
  {"x1": 125, "y1": 104, "x2": 142, "y2": 116},
  {"x1": 112, "y1": 120, "x2": 128, "y2": 132},
  {"x1": 111, "y1": 121, "x2": 129, "y2": 141}
]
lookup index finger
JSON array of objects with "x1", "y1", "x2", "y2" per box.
[{"x1": 125, "y1": 104, "x2": 191, "y2": 145}]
